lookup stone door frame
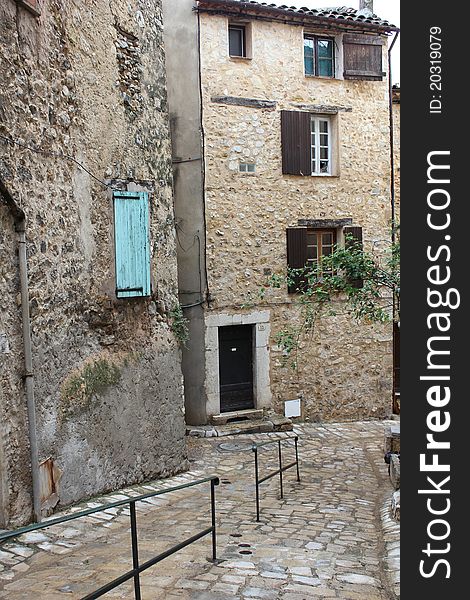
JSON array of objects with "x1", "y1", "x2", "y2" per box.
[{"x1": 204, "y1": 310, "x2": 272, "y2": 417}]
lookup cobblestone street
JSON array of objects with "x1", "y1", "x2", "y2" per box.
[{"x1": 0, "y1": 421, "x2": 399, "y2": 599}]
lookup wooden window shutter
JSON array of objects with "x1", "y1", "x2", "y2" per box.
[
  {"x1": 286, "y1": 227, "x2": 307, "y2": 293},
  {"x1": 281, "y1": 111, "x2": 312, "y2": 176},
  {"x1": 343, "y1": 34, "x2": 385, "y2": 80},
  {"x1": 113, "y1": 191, "x2": 151, "y2": 298},
  {"x1": 344, "y1": 226, "x2": 363, "y2": 289}
]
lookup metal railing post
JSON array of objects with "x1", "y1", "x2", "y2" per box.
[
  {"x1": 0, "y1": 475, "x2": 220, "y2": 600},
  {"x1": 278, "y1": 440, "x2": 284, "y2": 499},
  {"x1": 295, "y1": 436, "x2": 300, "y2": 482},
  {"x1": 129, "y1": 501, "x2": 142, "y2": 600},
  {"x1": 253, "y1": 446, "x2": 260, "y2": 522},
  {"x1": 210, "y1": 479, "x2": 217, "y2": 561}
]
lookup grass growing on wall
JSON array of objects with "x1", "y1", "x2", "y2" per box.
[{"x1": 60, "y1": 358, "x2": 122, "y2": 419}]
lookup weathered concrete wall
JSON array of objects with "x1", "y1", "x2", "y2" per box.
[
  {"x1": 0, "y1": 0, "x2": 186, "y2": 527},
  {"x1": 162, "y1": 0, "x2": 208, "y2": 425},
  {"x1": 198, "y1": 13, "x2": 393, "y2": 421}
]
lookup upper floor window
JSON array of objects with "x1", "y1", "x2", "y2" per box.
[
  {"x1": 281, "y1": 111, "x2": 336, "y2": 177},
  {"x1": 229, "y1": 25, "x2": 245, "y2": 57},
  {"x1": 304, "y1": 35, "x2": 334, "y2": 77},
  {"x1": 228, "y1": 22, "x2": 252, "y2": 59},
  {"x1": 239, "y1": 162, "x2": 256, "y2": 173},
  {"x1": 311, "y1": 116, "x2": 331, "y2": 175}
]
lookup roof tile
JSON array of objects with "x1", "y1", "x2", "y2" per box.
[{"x1": 206, "y1": 1, "x2": 397, "y2": 29}]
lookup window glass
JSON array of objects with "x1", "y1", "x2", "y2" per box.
[
  {"x1": 311, "y1": 117, "x2": 331, "y2": 175},
  {"x1": 318, "y1": 39, "x2": 334, "y2": 77},
  {"x1": 304, "y1": 37, "x2": 315, "y2": 75},
  {"x1": 229, "y1": 26, "x2": 244, "y2": 57},
  {"x1": 304, "y1": 36, "x2": 334, "y2": 77}
]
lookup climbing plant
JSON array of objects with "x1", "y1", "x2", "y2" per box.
[
  {"x1": 169, "y1": 303, "x2": 190, "y2": 347},
  {"x1": 254, "y1": 231, "x2": 400, "y2": 370}
]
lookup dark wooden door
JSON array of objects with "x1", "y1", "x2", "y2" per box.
[{"x1": 219, "y1": 325, "x2": 254, "y2": 413}]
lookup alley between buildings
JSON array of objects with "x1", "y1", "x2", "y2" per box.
[{"x1": 0, "y1": 421, "x2": 399, "y2": 600}]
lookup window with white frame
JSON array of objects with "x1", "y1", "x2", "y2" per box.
[
  {"x1": 281, "y1": 111, "x2": 337, "y2": 176},
  {"x1": 310, "y1": 116, "x2": 331, "y2": 175}
]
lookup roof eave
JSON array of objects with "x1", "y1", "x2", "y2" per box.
[{"x1": 196, "y1": 0, "x2": 400, "y2": 34}]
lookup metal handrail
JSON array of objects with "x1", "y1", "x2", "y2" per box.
[
  {"x1": 0, "y1": 475, "x2": 220, "y2": 599},
  {"x1": 252, "y1": 436, "x2": 300, "y2": 521}
]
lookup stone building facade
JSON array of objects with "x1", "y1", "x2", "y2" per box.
[
  {"x1": 0, "y1": 0, "x2": 187, "y2": 527},
  {"x1": 392, "y1": 85, "x2": 400, "y2": 220},
  {"x1": 163, "y1": 0, "x2": 399, "y2": 426}
]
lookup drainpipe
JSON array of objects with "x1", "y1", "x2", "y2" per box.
[
  {"x1": 0, "y1": 179, "x2": 41, "y2": 523},
  {"x1": 388, "y1": 31, "x2": 399, "y2": 244}
]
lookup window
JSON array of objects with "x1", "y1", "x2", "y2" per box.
[
  {"x1": 306, "y1": 229, "x2": 336, "y2": 274},
  {"x1": 304, "y1": 35, "x2": 335, "y2": 77},
  {"x1": 239, "y1": 162, "x2": 256, "y2": 173},
  {"x1": 229, "y1": 25, "x2": 246, "y2": 57},
  {"x1": 286, "y1": 225, "x2": 363, "y2": 293},
  {"x1": 311, "y1": 116, "x2": 331, "y2": 175},
  {"x1": 228, "y1": 22, "x2": 252, "y2": 58},
  {"x1": 343, "y1": 34, "x2": 385, "y2": 80},
  {"x1": 281, "y1": 111, "x2": 335, "y2": 176},
  {"x1": 113, "y1": 191, "x2": 151, "y2": 298}
]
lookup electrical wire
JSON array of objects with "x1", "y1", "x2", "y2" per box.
[{"x1": 0, "y1": 134, "x2": 118, "y2": 191}]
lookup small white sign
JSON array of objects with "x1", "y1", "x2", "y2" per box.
[{"x1": 285, "y1": 398, "x2": 301, "y2": 418}]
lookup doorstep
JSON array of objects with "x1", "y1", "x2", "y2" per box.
[
  {"x1": 186, "y1": 414, "x2": 293, "y2": 438},
  {"x1": 210, "y1": 409, "x2": 264, "y2": 425}
]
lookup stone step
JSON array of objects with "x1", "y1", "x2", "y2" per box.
[
  {"x1": 186, "y1": 415, "x2": 293, "y2": 438},
  {"x1": 210, "y1": 409, "x2": 264, "y2": 425}
]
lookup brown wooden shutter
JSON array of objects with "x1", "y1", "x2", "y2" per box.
[
  {"x1": 286, "y1": 227, "x2": 307, "y2": 293},
  {"x1": 343, "y1": 34, "x2": 385, "y2": 80},
  {"x1": 344, "y1": 226, "x2": 363, "y2": 288},
  {"x1": 281, "y1": 111, "x2": 312, "y2": 176}
]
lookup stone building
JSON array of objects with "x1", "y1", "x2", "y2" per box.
[
  {"x1": 0, "y1": 0, "x2": 187, "y2": 527},
  {"x1": 392, "y1": 84, "x2": 400, "y2": 218},
  {"x1": 391, "y1": 84, "x2": 400, "y2": 413},
  {"x1": 163, "y1": 0, "x2": 399, "y2": 427}
]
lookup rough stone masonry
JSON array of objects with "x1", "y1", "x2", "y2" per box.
[
  {"x1": 198, "y1": 9, "x2": 396, "y2": 422},
  {"x1": 0, "y1": 0, "x2": 186, "y2": 527}
]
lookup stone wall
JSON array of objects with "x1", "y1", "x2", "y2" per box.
[
  {"x1": 392, "y1": 95, "x2": 400, "y2": 221},
  {"x1": 199, "y1": 14, "x2": 393, "y2": 420},
  {"x1": 0, "y1": 0, "x2": 186, "y2": 527}
]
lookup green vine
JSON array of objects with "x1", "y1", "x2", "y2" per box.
[
  {"x1": 253, "y1": 230, "x2": 400, "y2": 373},
  {"x1": 170, "y1": 303, "x2": 189, "y2": 346}
]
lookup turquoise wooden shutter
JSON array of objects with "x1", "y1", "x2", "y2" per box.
[{"x1": 113, "y1": 191, "x2": 151, "y2": 298}]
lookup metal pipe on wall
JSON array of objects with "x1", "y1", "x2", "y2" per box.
[
  {"x1": 16, "y1": 221, "x2": 41, "y2": 523},
  {"x1": 0, "y1": 178, "x2": 41, "y2": 523}
]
